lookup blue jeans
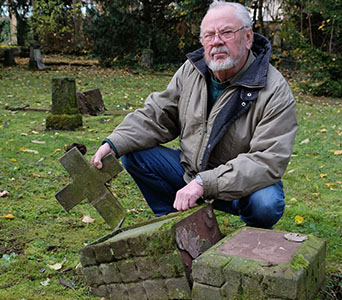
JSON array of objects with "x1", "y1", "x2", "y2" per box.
[{"x1": 121, "y1": 146, "x2": 285, "y2": 229}]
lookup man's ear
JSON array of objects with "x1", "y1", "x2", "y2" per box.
[{"x1": 245, "y1": 28, "x2": 254, "y2": 50}]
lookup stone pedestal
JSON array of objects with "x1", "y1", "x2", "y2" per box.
[
  {"x1": 192, "y1": 227, "x2": 326, "y2": 300},
  {"x1": 46, "y1": 77, "x2": 82, "y2": 130},
  {"x1": 29, "y1": 41, "x2": 45, "y2": 70},
  {"x1": 79, "y1": 204, "x2": 221, "y2": 300}
]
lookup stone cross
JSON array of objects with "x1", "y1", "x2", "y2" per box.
[{"x1": 55, "y1": 147, "x2": 126, "y2": 228}]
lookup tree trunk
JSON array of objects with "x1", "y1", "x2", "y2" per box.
[
  {"x1": 9, "y1": 9, "x2": 18, "y2": 45},
  {"x1": 73, "y1": 0, "x2": 84, "y2": 52},
  {"x1": 329, "y1": 18, "x2": 335, "y2": 54},
  {"x1": 258, "y1": 0, "x2": 264, "y2": 35}
]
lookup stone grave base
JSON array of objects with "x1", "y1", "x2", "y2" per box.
[
  {"x1": 46, "y1": 113, "x2": 83, "y2": 130},
  {"x1": 79, "y1": 204, "x2": 221, "y2": 300},
  {"x1": 192, "y1": 227, "x2": 326, "y2": 300}
]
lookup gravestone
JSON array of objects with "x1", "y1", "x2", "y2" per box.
[
  {"x1": 140, "y1": 48, "x2": 153, "y2": 68},
  {"x1": 76, "y1": 88, "x2": 106, "y2": 116},
  {"x1": 29, "y1": 41, "x2": 45, "y2": 70},
  {"x1": 192, "y1": 227, "x2": 326, "y2": 300},
  {"x1": 3, "y1": 48, "x2": 16, "y2": 66},
  {"x1": 46, "y1": 77, "x2": 83, "y2": 130},
  {"x1": 55, "y1": 147, "x2": 126, "y2": 228},
  {"x1": 79, "y1": 204, "x2": 222, "y2": 299}
]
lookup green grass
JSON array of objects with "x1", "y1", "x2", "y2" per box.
[{"x1": 0, "y1": 59, "x2": 341, "y2": 299}]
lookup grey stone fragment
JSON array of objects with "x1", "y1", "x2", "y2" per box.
[
  {"x1": 166, "y1": 276, "x2": 191, "y2": 300},
  {"x1": 109, "y1": 283, "x2": 129, "y2": 300},
  {"x1": 99, "y1": 263, "x2": 121, "y2": 284},
  {"x1": 143, "y1": 279, "x2": 169, "y2": 300},
  {"x1": 83, "y1": 265, "x2": 104, "y2": 286},
  {"x1": 116, "y1": 259, "x2": 139, "y2": 283}
]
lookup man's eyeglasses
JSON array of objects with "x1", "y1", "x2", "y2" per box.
[{"x1": 201, "y1": 26, "x2": 247, "y2": 43}]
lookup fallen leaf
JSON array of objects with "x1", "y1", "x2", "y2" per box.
[
  {"x1": 294, "y1": 215, "x2": 304, "y2": 225},
  {"x1": 33, "y1": 174, "x2": 41, "y2": 178},
  {"x1": 287, "y1": 169, "x2": 295, "y2": 174},
  {"x1": 300, "y1": 138, "x2": 310, "y2": 144},
  {"x1": 320, "y1": 128, "x2": 328, "y2": 133},
  {"x1": 325, "y1": 183, "x2": 335, "y2": 188},
  {"x1": 223, "y1": 218, "x2": 229, "y2": 227},
  {"x1": 40, "y1": 278, "x2": 50, "y2": 286},
  {"x1": 290, "y1": 197, "x2": 297, "y2": 202},
  {"x1": 48, "y1": 262, "x2": 63, "y2": 270},
  {"x1": 334, "y1": 150, "x2": 342, "y2": 155},
  {"x1": 82, "y1": 215, "x2": 95, "y2": 224},
  {"x1": 320, "y1": 174, "x2": 328, "y2": 178},
  {"x1": 0, "y1": 190, "x2": 9, "y2": 197},
  {"x1": 2, "y1": 214, "x2": 15, "y2": 219},
  {"x1": 20, "y1": 147, "x2": 39, "y2": 154},
  {"x1": 58, "y1": 278, "x2": 74, "y2": 289},
  {"x1": 10, "y1": 158, "x2": 17, "y2": 162},
  {"x1": 31, "y1": 140, "x2": 46, "y2": 144}
]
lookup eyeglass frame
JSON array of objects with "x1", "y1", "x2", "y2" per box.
[{"x1": 201, "y1": 26, "x2": 248, "y2": 43}]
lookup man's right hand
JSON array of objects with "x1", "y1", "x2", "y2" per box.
[{"x1": 90, "y1": 142, "x2": 112, "y2": 169}]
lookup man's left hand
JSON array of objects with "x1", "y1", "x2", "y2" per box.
[{"x1": 173, "y1": 180, "x2": 204, "y2": 211}]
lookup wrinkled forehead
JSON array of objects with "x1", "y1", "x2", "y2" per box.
[{"x1": 202, "y1": 6, "x2": 241, "y2": 32}]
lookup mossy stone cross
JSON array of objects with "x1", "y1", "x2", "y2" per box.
[{"x1": 55, "y1": 147, "x2": 126, "y2": 228}]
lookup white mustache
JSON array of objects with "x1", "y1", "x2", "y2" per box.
[{"x1": 210, "y1": 46, "x2": 230, "y2": 57}]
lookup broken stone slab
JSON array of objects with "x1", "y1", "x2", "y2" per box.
[
  {"x1": 55, "y1": 147, "x2": 125, "y2": 228},
  {"x1": 76, "y1": 88, "x2": 106, "y2": 116},
  {"x1": 79, "y1": 204, "x2": 222, "y2": 299},
  {"x1": 192, "y1": 227, "x2": 326, "y2": 300},
  {"x1": 46, "y1": 77, "x2": 82, "y2": 130}
]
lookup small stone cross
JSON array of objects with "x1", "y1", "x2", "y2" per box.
[{"x1": 55, "y1": 147, "x2": 126, "y2": 228}]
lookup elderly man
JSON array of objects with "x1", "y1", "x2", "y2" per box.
[{"x1": 91, "y1": 1, "x2": 297, "y2": 229}]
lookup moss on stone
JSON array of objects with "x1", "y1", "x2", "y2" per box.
[
  {"x1": 290, "y1": 253, "x2": 310, "y2": 270},
  {"x1": 46, "y1": 113, "x2": 82, "y2": 130}
]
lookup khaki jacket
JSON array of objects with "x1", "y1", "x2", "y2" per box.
[{"x1": 106, "y1": 33, "x2": 298, "y2": 201}]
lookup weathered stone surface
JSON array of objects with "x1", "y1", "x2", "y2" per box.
[
  {"x1": 55, "y1": 147, "x2": 125, "y2": 228},
  {"x1": 192, "y1": 227, "x2": 326, "y2": 300},
  {"x1": 135, "y1": 256, "x2": 160, "y2": 279},
  {"x1": 166, "y1": 276, "x2": 192, "y2": 299},
  {"x1": 143, "y1": 279, "x2": 168, "y2": 300},
  {"x1": 80, "y1": 205, "x2": 221, "y2": 299},
  {"x1": 192, "y1": 282, "x2": 223, "y2": 300},
  {"x1": 90, "y1": 284, "x2": 108, "y2": 297},
  {"x1": 99, "y1": 263, "x2": 121, "y2": 284},
  {"x1": 126, "y1": 282, "x2": 148, "y2": 300},
  {"x1": 83, "y1": 265, "x2": 104, "y2": 286},
  {"x1": 46, "y1": 77, "x2": 82, "y2": 130},
  {"x1": 79, "y1": 246, "x2": 96, "y2": 267},
  {"x1": 116, "y1": 259, "x2": 139, "y2": 283},
  {"x1": 76, "y1": 88, "x2": 106, "y2": 115},
  {"x1": 109, "y1": 283, "x2": 129, "y2": 300},
  {"x1": 3, "y1": 48, "x2": 16, "y2": 66}
]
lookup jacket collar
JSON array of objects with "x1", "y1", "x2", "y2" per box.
[{"x1": 186, "y1": 33, "x2": 271, "y2": 89}]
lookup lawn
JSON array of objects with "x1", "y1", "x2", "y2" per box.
[{"x1": 0, "y1": 58, "x2": 341, "y2": 299}]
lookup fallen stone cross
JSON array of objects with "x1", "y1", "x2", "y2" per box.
[
  {"x1": 192, "y1": 227, "x2": 326, "y2": 300},
  {"x1": 79, "y1": 204, "x2": 222, "y2": 299},
  {"x1": 55, "y1": 147, "x2": 126, "y2": 228}
]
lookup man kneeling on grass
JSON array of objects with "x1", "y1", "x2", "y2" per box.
[{"x1": 91, "y1": 0, "x2": 297, "y2": 229}]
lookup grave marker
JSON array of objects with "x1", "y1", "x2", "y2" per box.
[
  {"x1": 55, "y1": 147, "x2": 125, "y2": 228},
  {"x1": 46, "y1": 77, "x2": 83, "y2": 130},
  {"x1": 79, "y1": 204, "x2": 222, "y2": 299},
  {"x1": 192, "y1": 227, "x2": 326, "y2": 300}
]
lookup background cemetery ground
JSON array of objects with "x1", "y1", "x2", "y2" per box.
[{"x1": 0, "y1": 57, "x2": 341, "y2": 299}]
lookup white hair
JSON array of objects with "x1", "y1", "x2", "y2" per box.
[{"x1": 200, "y1": 1, "x2": 253, "y2": 38}]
